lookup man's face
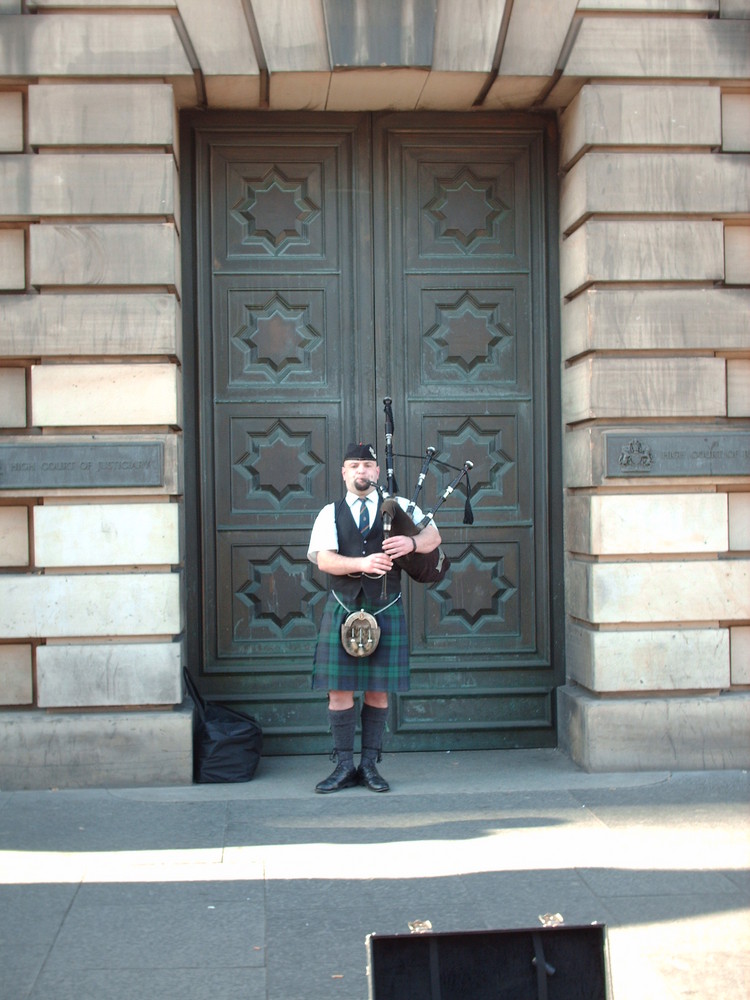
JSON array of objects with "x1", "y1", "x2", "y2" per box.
[{"x1": 341, "y1": 459, "x2": 379, "y2": 496}]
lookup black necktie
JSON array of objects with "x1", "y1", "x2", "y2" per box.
[{"x1": 358, "y1": 498, "x2": 370, "y2": 535}]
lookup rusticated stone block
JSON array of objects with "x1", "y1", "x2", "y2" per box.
[
  {"x1": 174, "y1": 0, "x2": 261, "y2": 107},
  {"x1": 562, "y1": 287, "x2": 750, "y2": 359},
  {"x1": 0, "y1": 154, "x2": 176, "y2": 217},
  {"x1": 560, "y1": 152, "x2": 750, "y2": 235},
  {"x1": 563, "y1": 357, "x2": 726, "y2": 422},
  {"x1": 0, "y1": 230, "x2": 24, "y2": 290},
  {"x1": 483, "y1": 76, "x2": 550, "y2": 111},
  {"x1": 326, "y1": 69, "x2": 428, "y2": 112},
  {"x1": 561, "y1": 220, "x2": 724, "y2": 297},
  {"x1": 566, "y1": 622, "x2": 730, "y2": 694},
  {"x1": 0, "y1": 705, "x2": 192, "y2": 789},
  {"x1": 559, "y1": 685, "x2": 750, "y2": 771},
  {"x1": 28, "y1": 83, "x2": 175, "y2": 147},
  {"x1": 564, "y1": 17, "x2": 750, "y2": 80},
  {"x1": 268, "y1": 71, "x2": 330, "y2": 111},
  {"x1": 725, "y1": 226, "x2": 750, "y2": 285},
  {"x1": 0, "y1": 92, "x2": 22, "y2": 152},
  {"x1": 26, "y1": 0, "x2": 177, "y2": 6},
  {"x1": 497, "y1": 0, "x2": 579, "y2": 75},
  {"x1": 565, "y1": 493, "x2": 728, "y2": 555},
  {"x1": 560, "y1": 84, "x2": 721, "y2": 169},
  {"x1": 723, "y1": 93, "x2": 750, "y2": 151},
  {"x1": 0, "y1": 572, "x2": 181, "y2": 637},
  {"x1": 0, "y1": 294, "x2": 180, "y2": 358},
  {"x1": 31, "y1": 363, "x2": 181, "y2": 427},
  {"x1": 721, "y1": 1, "x2": 750, "y2": 19},
  {"x1": 729, "y1": 493, "x2": 750, "y2": 550},
  {"x1": 0, "y1": 506, "x2": 29, "y2": 566},
  {"x1": 34, "y1": 503, "x2": 180, "y2": 567},
  {"x1": 30, "y1": 224, "x2": 180, "y2": 290},
  {"x1": 37, "y1": 641, "x2": 182, "y2": 707},
  {"x1": 175, "y1": 0, "x2": 258, "y2": 76},
  {"x1": 0, "y1": 368, "x2": 26, "y2": 428},
  {"x1": 731, "y1": 627, "x2": 750, "y2": 685},
  {"x1": 0, "y1": 14, "x2": 191, "y2": 77},
  {"x1": 728, "y1": 360, "x2": 750, "y2": 416},
  {"x1": 566, "y1": 557, "x2": 750, "y2": 624},
  {"x1": 577, "y1": 0, "x2": 717, "y2": 8},
  {"x1": 0, "y1": 645, "x2": 32, "y2": 706}
]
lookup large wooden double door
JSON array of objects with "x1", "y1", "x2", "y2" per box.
[{"x1": 187, "y1": 112, "x2": 561, "y2": 753}]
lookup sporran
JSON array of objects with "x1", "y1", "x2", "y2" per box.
[{"x1": 341, "y1": 609, "x2": 381, "y2": 657}]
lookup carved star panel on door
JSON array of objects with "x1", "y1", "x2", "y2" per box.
[
  {"x1": 217, "y1": 537, "x2": 325, "y2": 659},
  {"x1": 401, "y1": 143, "x2": 530, "y2": 269},
  {"x1": 415, "y1": 535, "x2": 534, "y2": 650},
  {"x1": 407, "y1": 276, "x2": 531, "y2": 393},
  {"x1": 213, "y1": 147, "x2": 340, "y2": 266},
  {"x1": 213, "y1": 277, "x2": 338, "y2": 396},
  {"x1": 214, "y1": 410, "x2": 333, "y2": 524},
  {"x1": 411, "y1": 407, "x2": 532, "y2": 523}
]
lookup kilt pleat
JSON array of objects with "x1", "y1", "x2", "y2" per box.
[{"x1": 312, "y1": 591, "x2": 409, "y2": 692}]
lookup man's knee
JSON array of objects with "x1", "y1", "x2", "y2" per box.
[
  {"x1": 328, "y1": 691, "x2": 355, "y2": 711},
  {"x1": 364, "y1": 691, "x2": 388, "y2": 709}
]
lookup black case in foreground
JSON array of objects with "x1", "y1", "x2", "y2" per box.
[{"x1": 366, "y1": 925, "x2": 612, "y2": 1000}]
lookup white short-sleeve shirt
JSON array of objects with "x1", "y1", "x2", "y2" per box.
[{"x1": 307, "y1": 491, "x2": 426, "y2": 564}]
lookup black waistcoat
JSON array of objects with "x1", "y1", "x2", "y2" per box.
[{"x1": 333, "y1": 497, "x2": 401, "y2": 603}]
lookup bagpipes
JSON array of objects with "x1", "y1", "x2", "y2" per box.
[{"x1": 371, "y1": 397, "x2": 474, "y2": 586}]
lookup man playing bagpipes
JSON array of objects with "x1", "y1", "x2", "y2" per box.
[{"x1": 307, "y1": 441, "x2": 442, "y2": 794}]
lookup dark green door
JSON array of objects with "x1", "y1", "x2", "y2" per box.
[{"x1": 188, "y1": 111, "x2": 560, "y2": 753}]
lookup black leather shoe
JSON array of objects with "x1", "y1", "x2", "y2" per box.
[
  {"x1": 357, "y1": 759, "x2": 390, "y2": 793},
  {"x1": 315, "y1": 760, "x2": 359, "y2": 794}
]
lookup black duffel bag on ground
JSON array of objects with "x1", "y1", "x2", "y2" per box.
[{"x1": 183, "y1": 667, "x2": 262, "y2": 783}]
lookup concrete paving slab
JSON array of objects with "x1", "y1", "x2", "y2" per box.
[
  {"x1": 43, "y1": 895, "x2": 264, "y2": 971},
  {"x1": 28, "y1": 966, "x2": 267, "y2": 1000},
  {"x1": 0, "y1": 750, "x2": 747, "y2": 999},
  {"x1": 0, "y1": 789, "x2": 229, "y2": 852}
]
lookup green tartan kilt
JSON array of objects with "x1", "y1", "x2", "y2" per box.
[{"x1": 312, "y1": 591, "x2": 410, "y2": 692}]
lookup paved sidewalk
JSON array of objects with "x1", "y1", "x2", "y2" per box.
[{"x1": 0, "y1": 749, "x2": 748, "y2": 999}]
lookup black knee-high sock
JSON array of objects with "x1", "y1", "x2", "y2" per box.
[
  {"x1": 360, "y1": 704, "x2": 388, "y2": 764},
  {"x1": 329, "y1": 706, "x2": 356, "y2": 767}
]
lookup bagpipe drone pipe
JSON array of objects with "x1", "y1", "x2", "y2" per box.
[{"x1": 371, "y1": 397, "x2": 474, "y2": 586}]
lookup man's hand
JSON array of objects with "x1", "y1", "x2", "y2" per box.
[
  {"x1": 362, "y1": 551, "x2": 393, "y2": 575},
  {"x1": 383, "y1": 523, "x2": 441, "y2": 559},
  {"x1": 382, "y1": 534, "x2": 416, "y2": 559},
  {"x1": 317, "y1": 549, "x2": 392, "y2": 576}
]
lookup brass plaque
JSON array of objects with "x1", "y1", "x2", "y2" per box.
[
  {"x1": 606, "y1": 433, "x2": 750, "y2": 477},
  {"x1": 0, "y1": 442, "x2": 164, "y2": 489}
]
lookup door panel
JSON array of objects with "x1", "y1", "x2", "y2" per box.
[
  {"x1": 190, "y1": 112, "x2": 558, "y2": 752},
  {"x1": 373, "y1": 116, "x2": 553, "y2": 748}
]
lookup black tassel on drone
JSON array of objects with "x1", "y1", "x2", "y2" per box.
[{"x1": 463, "y1": 471, "x2": 474, "y2": 525}]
